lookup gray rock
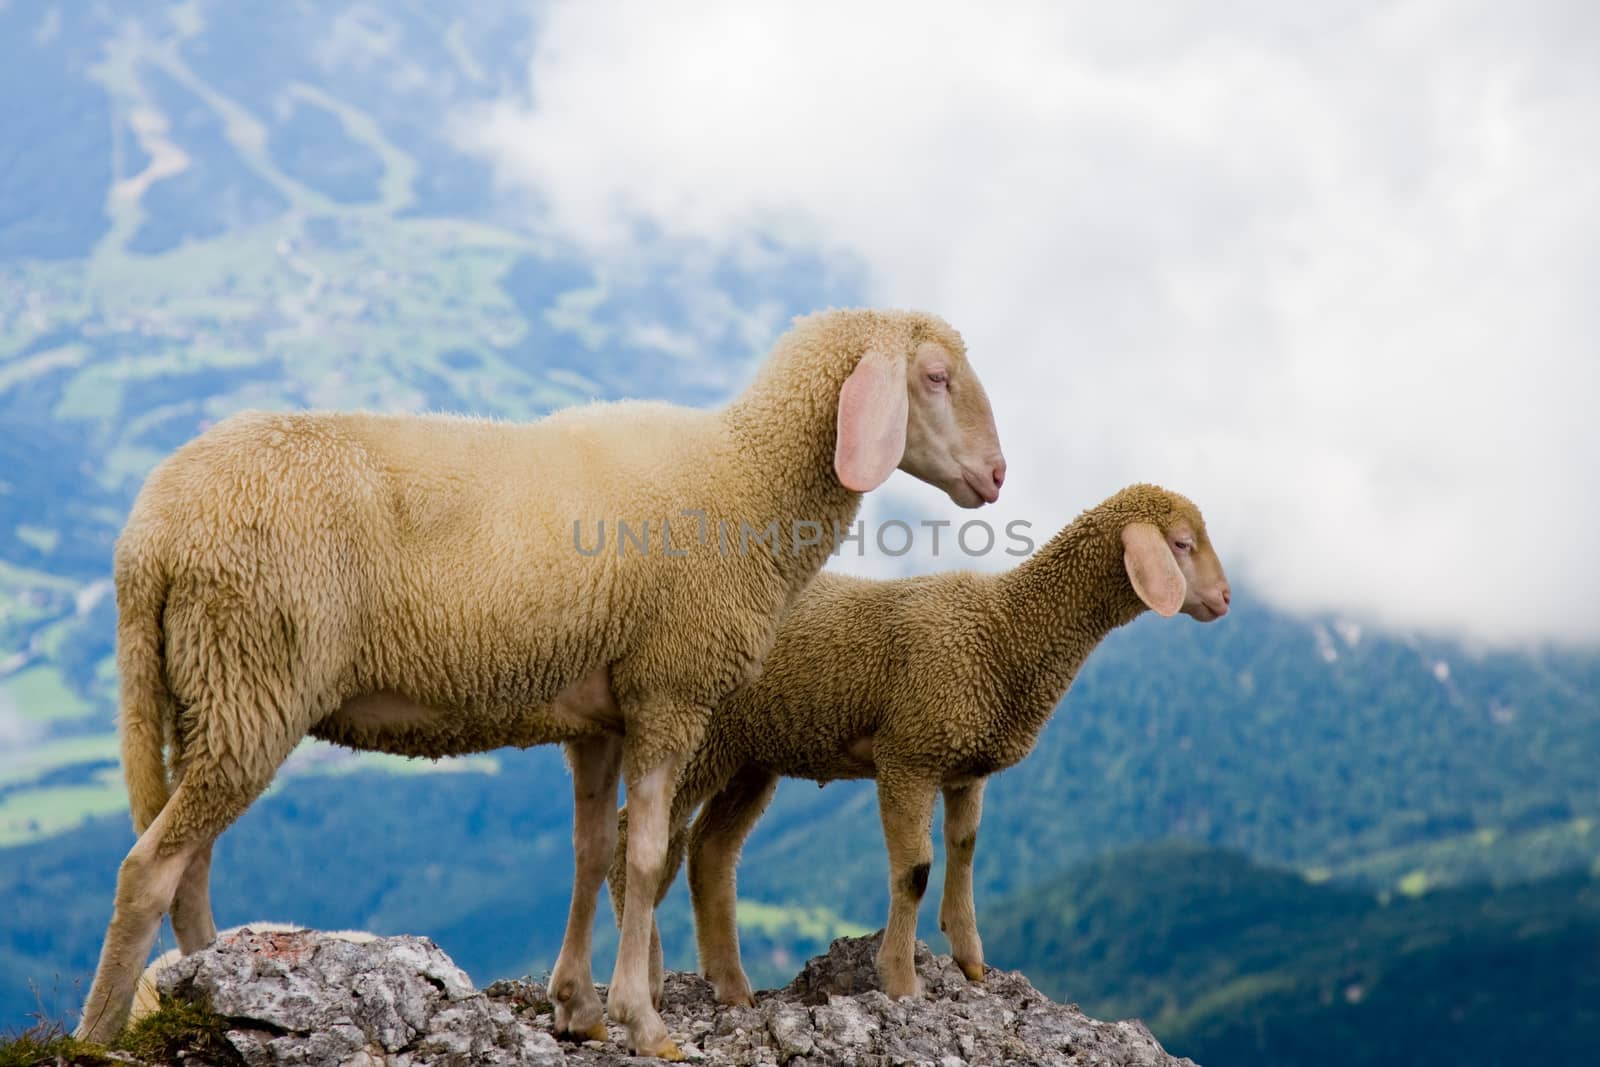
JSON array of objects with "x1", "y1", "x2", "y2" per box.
[
  {"x1": 158, "y1": 927, "x2": 564, "y2": 1066},
  {"x1": 156, "y1": 929, "x2": 1196, "y2": 1066}
]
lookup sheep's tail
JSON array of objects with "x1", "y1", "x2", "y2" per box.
[{"x1": 116, "y1": 553, "x2": 173, "y2": 836}]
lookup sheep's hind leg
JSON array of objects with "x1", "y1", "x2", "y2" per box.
[
  {"x1": 609, "y1": 746, "x2": 686, "y2": 1060},
  {"x1": 939, "y1": 780, "x2": 987, "y2": 982},
  {"x1": 78, "y1": 688, "x2": 305, "y2": 1044},
  {"x1": 875, "y1": 771, "x2": 939, "y2": 999},
  {"x1": 170, "y1": 840, "x2": 217, "y2": 954},
  {"x1": 550, "y1": 733, "x2": 622, "y2": 1043},
  {"x1": 76, "y1": 757, "x2": 270, "y2": 1045},
  {"x1": 76, "y1": 799, "x2": 202, "y2": 1042},
  {"x1": 687, "y1": 766, "x2": 779, "y2": 1007}
]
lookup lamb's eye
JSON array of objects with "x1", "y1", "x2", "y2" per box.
[
  {"x1": 1173, "y1": 539, "x2": 1192, "y2": 552},
  {"x1": 927, "y1": 371, "x2": 948, "y2": 385}
]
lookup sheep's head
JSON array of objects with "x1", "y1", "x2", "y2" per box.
[
  {"x1": 834, "y1": 313, "x2": 1005, "y2": 508},
  {"x1": 1114, "y1": 485, "x2": 1231, "y2": 622}
]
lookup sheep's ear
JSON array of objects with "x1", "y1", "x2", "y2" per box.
[
  {"x1": 1122, "y1": 522, "x2": 1185, "y2": 617},
  {"x1": 834, "y1": 348, "x2": 908, "y2": 492}
]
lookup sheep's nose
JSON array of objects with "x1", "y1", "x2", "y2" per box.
[
  {"x1": 991, "y1": 458, "x2": 1007, "y2": 490},
  {"x1": 1222, "y1": 585, "x2": 1232, "y2": 606}
]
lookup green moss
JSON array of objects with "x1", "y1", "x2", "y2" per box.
[
  {"x1": 114, "y1": 998, "x2": 245, "y2": 1066},
  {"x1": 0, "y1": 1023, "x2": 112, "y2": 1067}
]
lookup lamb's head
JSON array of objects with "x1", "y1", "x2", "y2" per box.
[
  {"x1": 1112, "y1": 484, "x2": 1231, "y2": 622},
  {"x1": 834, "y1": 312, "x2": 1006, "y2": 508}
]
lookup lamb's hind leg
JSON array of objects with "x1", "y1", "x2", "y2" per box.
[
  {"x1": 687, "y1": 766, "x2": 779, "y2": 1007},
  {"x1": 549, "y1": 732, "x2": 622, "y2": 1043}
]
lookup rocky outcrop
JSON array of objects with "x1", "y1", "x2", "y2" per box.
[{"x1": 156, "y1": 927, "x2": 1196, "y2": 1066}]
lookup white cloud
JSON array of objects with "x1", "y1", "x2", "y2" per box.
[{"x1": 467, "y1": 0, "x2": 1600, "y2": 646}]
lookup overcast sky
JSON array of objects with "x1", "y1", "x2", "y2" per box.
[{"x1": 466, "y1": 1, "x2": 1599, "y2": 648}]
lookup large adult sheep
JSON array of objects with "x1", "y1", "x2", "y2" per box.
[
  {"x1": 610, "y1": 484, "x2": 1228, "y2": 1006},
  {"x1": 75, "y1": 309, "x2": 1007, "y2": 1058}
]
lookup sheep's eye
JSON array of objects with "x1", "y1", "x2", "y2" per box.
[
  {"x1": 927, "y1": 371, "x2": 948, "y2": 385},
  {"x1": 1173, "y1": 539, "x2": 1193, "y2": 552}
]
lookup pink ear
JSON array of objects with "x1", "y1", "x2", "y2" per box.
[
  {"x1": 834, "y1": 348, "x2": 908, "y2": 492},
  {"x1": 1122, "y1": 522, "x2": 1186, "y2": 617}
]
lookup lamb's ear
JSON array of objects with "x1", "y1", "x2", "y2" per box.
[
  {"x1": 1122, "y1": 522, "x2": 1186, "y2": 617},
  {"x1": 834, "y1": 348, "x2": 909, "y2": 492}
]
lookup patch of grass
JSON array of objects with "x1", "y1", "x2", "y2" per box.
[
  {"x1": 0, "y1": 735, "x2": 120, "y2": 788},
  {"x1": 736, "y1": 900, "x2": 872, "y2": 942},
  {"x1": 114, "y1": 998, "x2": 245, "y2": 1066},
  {"x1": 0, "y1": 665, "x2": 93, "y2": 722},
  {"x1": 1331, "y1": 816, "x2": 1600, "y2": 892},
  {"x1": 0, "y1": 1022, "x2": 112, "y2": 1067},
  {"x1": 0, "y1": 767, "x2": 127, "y2": 846}
]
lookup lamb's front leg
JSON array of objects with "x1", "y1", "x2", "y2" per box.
[
  {"x1": 875, "y1": 769, "x2": 939, "y2": 998},
  {"x1": 550, "y1": 733, "x2": 622, "y2": 1043},
  {"x1": 939, "y1": 779, "x2": 987, "y2": 982}
]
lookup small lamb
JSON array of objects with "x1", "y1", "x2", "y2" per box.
[{"x1": 611, "y1": 483, "x2": 1229, "y2": 1005}]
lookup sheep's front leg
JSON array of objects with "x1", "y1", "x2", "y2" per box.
[
  {"x1": 609, "y1": 750, "x2": 685, "y2": 1060},
  {"x1": 875, "y1": 771, "x2": 939, "y2": 998},
  {"x1": 939, "y1": 779, "x2": 986, "y2": 982},
  {"x1": 609, "y1": 804, "x2": 692, "y2": 1008},
  {"x1": 687, "y1": 766, "x2": 779, "y2": 1007},
  {"x1": 550, "y1": 733, "x2": 622, "y2": 1043}
]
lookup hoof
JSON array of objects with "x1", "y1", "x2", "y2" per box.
[
  {"x1": 638, "y1": 1036, "x2": 684, "y2": 1061},
  {"x1": 717, "y1": 990, "x2": 756, "y2": 1008},
  {"x1": 555, "y1": 1019, "x2": 609, "y2": 1044},
  {"x1": 958, "y1": 959, "x2": 986, "y2": 983}
]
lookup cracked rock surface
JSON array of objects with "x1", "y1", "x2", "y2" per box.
[{"x1": 160, "y1": 928, "x2": 1196, "y2": 1066}]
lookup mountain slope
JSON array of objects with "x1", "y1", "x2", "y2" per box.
[{"x1": 982, "y1": 843, "x2": 1600, "y2": 1067}]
